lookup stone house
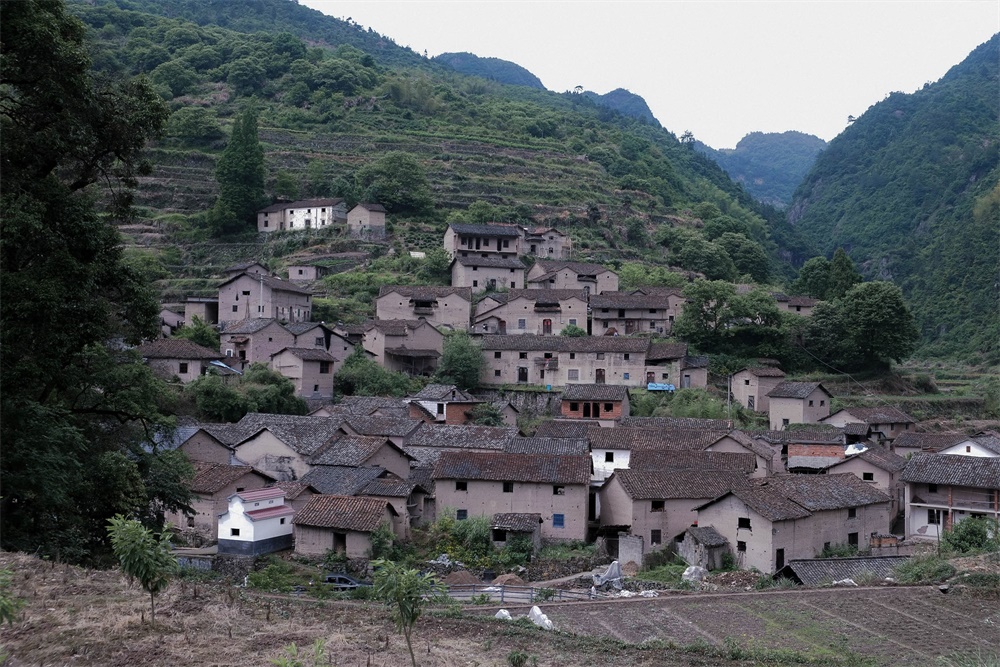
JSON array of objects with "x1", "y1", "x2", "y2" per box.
[
  {"x1": 901, "y1": 454, "x2": 1000, "y2": 541},
  {"x1": 361, "y1": 319, "x2": 444, "y2": 375},
  {"x1": 731, "y1": 367, "x2": 787, "y2": 413},
  {"x1": 178, "y1": 427, "x2": 237, "y2": 465},
  {"x1": 137, "y1": 338, "x2": 224, "y2": 383},
  {"x1": 767, "y1": 381, "x2": 833, "y2": 431},
  {"x1": 231, "y1": 415, "x2": 347, "y2": 482},
  {"x1": 269, "y1": 347, "x2": 339, "y2": 398},
  {"x1": 821, "y1": 406, "x2": 917, "y2": 442},
  {"x1": 432, "y1": 451, "x2": 591, "y2": 542},
  {"x1": 402, "y1": 423, "x2": 518, "y2": 468},
  {"x1": 257, "y1": 198, "x2": 348, "y2": 233},
  {"x1": 339, "y1": 415, "x2": 424, "y2": 448},
  {"x1": 587, "y1": 427, "x2": 731, "y2": 485},
  {"x1": 293, "y1": 495, "x2": 399, "y2": 557},
  {"x1": 444, "y1": 223, "x2": 522, "y2": 259},
  {"x1": 937, "y1": 431, "x2": 1000, "y2": 457},
  {"x1": 223, "y1": 261, "x2": 270, "y2": 277},
  {"x1": 522, "y1": 227, "x2": 571, "y2": 259},
  {"x1": 479, "y1": 334, "x2": 650, "y2": 388},
  {"x1": 600, "y1": 469, "x2": 745, "y2": 551},
  {"x1": 308, "y1": 434, "x2": 414, "y2": 482},
  {"x1": 347, "y1": 203, "x2": 387, "y2": 239},
  {"x1": 590, "y1": 289, "x2": 685, "y2": 336},
  {"x1": 643, "y1": 343, "x2": 708, "y2": 389},
  {"x1": 287, "y1": 264, "x2": 330, "y2": 282},
  {"x1": 891, "y1": 432, "x2": 970, "y2": 459},
  {"x1": 217, "y1": 487, "x2": 295, "y2": 556},
  {"x1": 472, "y1": 289, "x2": 588, "y2": 336},
  {"x1": 218, "y1": 272, "x2": 312, "y2": 325},
  {"x1": 560, "y1": 384, "x2": 630, "y2": 424},
  {"x1": 526, "y1": 260, "x2": 618, "y2": 295},
  {"x1": 184, "y1": 296, "x2": 219, "y2": 326},
  {"x1": 376, "y1": 286, "x2": 473, "y2": 331},
  {"x1": 406, "y1": 384, "x2": 481, "y2": 425},
  {"x1": 773, "y1": 293, "x2": 819, "y2": 316},
  {"x1": 450, "y1": 256, "x2": 526, "y2": 290},
  {"x1": 706, "y1": 431, "x2": 781, "y2": 477},
  {"x1": 491, "y1": 512, "x2": 544, "y2": 553},
  {"x1": 677, "y1": 527, "x2": 730, "y2": 570},
  {"x1": 221, "y1": 319, "x2": 295, "y2": 368},
  {"x1": 695, "y1": 474, "x2": 892, "y2": 573},
  {"x1": 270, "y1": 481, "x2": 319, "y2": 514},
  {"x1": 825, "y1": 445, "x2": 908, "y2": 518},
  {"x1": 360, "y1": 478, "x2": 431, "y2": 538},
  {"x1": 166, "y1": 463, "x2": 274, "y2": 543}
]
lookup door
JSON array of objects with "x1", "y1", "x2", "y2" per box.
[
  {"x1": 776, "y1": 548, "x2": 785, "y2": 570},
  {"x1": 748, "y1": 395, "x2": 755, "y2": 410},
  {"x1": 682, "y1": 374, "x2": 691, "y2": 388},
  {"x1": 646, "y1": 371, "x2": 655, "y2": 383},
  {"x1": 625, "y1": 320, "x2": 635, "y2": 334},
  {"x1": 593, "y1": 402, "x2": 601, "y2": 418},
  {"x1": 498, "y1": 319, "x2": 506, "y2": 335},
  {"x1": 517, "y1": 367, "x2": 528, "y2": 383},
  {"x1": 595, "y1": 368, "x2": 605, "y2": 384},
  {"x1": 542, "y1": 319, "x2": 552, "y2": 335}
]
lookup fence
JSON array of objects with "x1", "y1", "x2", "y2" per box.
[{"x1": 444, "y1": 584, "x2": 594, "y2": 604}]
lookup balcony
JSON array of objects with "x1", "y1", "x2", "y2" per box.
[{"x1": 534, "y1": 357, "x2": 558, "y2": 370}]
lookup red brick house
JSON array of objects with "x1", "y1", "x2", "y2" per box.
[{"x1": 560, "y1": 384, "x2": 630, "y2": 423}]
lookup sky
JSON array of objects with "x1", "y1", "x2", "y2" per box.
[{"x1": 300, "y1": 0, "x2": 998, "y2": 149}]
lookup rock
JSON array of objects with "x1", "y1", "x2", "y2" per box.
[
  {"x1": 639, "y1": 590, "x2": 659, "y2": 598},
  {"x1": 833, "y1": 578, "x2": 858, "y2": 587},
  {"x1": 494, "y1": 609, "x2": 512, "y2": 621},
  {"x1": 527, "y1": 605, "x2": 553, "y2": 630},
  {"x1": 682, "y1": 566, "x2": 708, "y2": 583}
]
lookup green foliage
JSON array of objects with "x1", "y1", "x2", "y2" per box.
[
  {"x1": 638, "y1": 552, "x2": 687, "y2": 584},
  {"x1": 172, "y1": 315, "x2": 221, "y2": 349},
  {"x1": 468, "y1": 402, "x2": 505, "y2": 426},
  {"x1": 941, "y1": 517, "x2": 1000, "y2": 555},
  {"x1": 719, "y1": 552, "x2": 737, "y2": 572},
  {"x1": 506, "y1": 649, "x2": 535, "y2": 667},
  {"x1": 790, "y1": 256, "x2": 832, "y2": 299},
  {"x1": 167, "y1": 106, "x2": 224, "y2": 143},
  {"x1": 419, "y1": 247, "x2": 453, "y2": 284},
  {"x1": 186, "y1": 363, "x2": 308, "y2": 421},
  {"x1": 368, "y1": 522, "x2": 396, "y2": 560},
  {"x1": 107, "y1": 515, "x2": 178, "y2": 622},
  {"x1": 435, "y1": 332, "x2": 483, "y2": 391},
  {"x1": 716, "y1": 232, "x2": 770, "y2": 282},
  {"x1": 334, "y1": 347, "x2": 421, "y2": 397},
  {"x1": 894, "y1": 554, "x2": 957, "y2": 584},
  {"x1": 0, "y1": 570, "x2": 23, "y2": 626},
  {"x1": 559, "y1": 324, "x2": 588, "y2": 337},
  {"x1": 210, "y1": 106, "x2": 265, "y2": 236},
  {"x1": 653, "y1": 388, "x2": 728, "y2": 420},
  {"x1": 534, "y1": 587, "x2": 555, "y2": 602},
  {"x1": 355, "y1": 151, "x2": 432, "y2": 216},
  {"x1": 247, "y1": 558, "x2": 297, "y2": 593},
  {"x1": 662, "y1": 229, "x2": 737, "y2": 281},
  {"x1": 673, "y1": 281, "x2": 785, "y2": 359},
  {"x1": 827, "y1": 249, "x2": 863, "y2": 300},
  {"x1": 537, "y1": 540, "x2": 595, "y2": 561},
  {"x1": 617, "y1": 262, "x2": 687, "y2": 291},
  {"x1": 271, "y1": 639, "x2": 331, "y2": 667},
  {"x1": 819, "y1": 543, "x2": 859, "y2": 558},
  {"x1": 372, "y1": 560, "x2": 445, "y2": 667}
]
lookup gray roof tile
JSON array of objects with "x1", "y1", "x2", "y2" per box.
[
  {"x1": 901, "y1": 454, "x2": 1000, "y2": 488},
  {"x1": 432, "y1": 451, "x2": 591, "y2": 485}
]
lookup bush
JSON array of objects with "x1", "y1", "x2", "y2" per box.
[
  {"x1": 819, "y1": 543, "x2": 859, "y2": 558},
  {"x1": 941, "y1": 517, "x2": 999, "y2": 555},
  {"x1": 894, "y1": 554, "x2": 957, "y2": 584},
  {"x1": 247, "y1": 558, "x2": 297, "y2": 593}
]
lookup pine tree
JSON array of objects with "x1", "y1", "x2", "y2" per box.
[
  {"x1": 827, "y1": 248, "x2": 863, "y2": 299},
  {"x1": 210, "y1": 107, "x2": 265, "y2": 235}
]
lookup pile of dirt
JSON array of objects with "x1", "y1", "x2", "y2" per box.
[
  {"x1": 706, "y1": 570, "x2": 761, "y2": 589},
  {"x1": 443, "y1": 570, "x2": 481, "y2": 586},
  {"x1": 621, "y1": 561, "x2": 639, "y2": 576},
  {"x1": 492, "y1": 573, "x2": 525, "y2": 586}
]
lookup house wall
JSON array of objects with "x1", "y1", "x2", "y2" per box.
[
  {"x1": 591, "y1": 448, "x2": 630, "y2": 484},
  {"x1": 294, "y1": 525, "x2": 373, "y2": 558},
  {"x1": 185, "y1": 299, "x2": 219, "y2": 326},
  {"x1": 347, "y1": 206, "x2": 386, "y2": 239},
  {"x1": 474, "y1": 296, "x2": 588, "y2": 335},
  {"x1": 222, "y1": 321, "x2": 295, "y2": 367},
  {"x1": 257, "y1": 202, "x2": 347, "y2": 233},
  {"x1": 233, "y1": 431, "x2": 310, "y2": 482},
  {"x1": 376, "y1": 292, "x2": 472, "y2": 331},
  {"x1": 270, "y1": 354, "x2": 334, "y2": 399},
  {"x1": 288, "y1": 266, "x2": 322, "y2": 281},
  {"x1": 451, "y1": 264, "x2": 525, "y2": 290},
  {"x1": 169, "y1": 472, "x2": 271, "y2": 541},
  {"x1": 526, "y1": 266, "x2": 619, "y2": 294},
  {"x1": 561, "y1": 399, "x2": 627, "y2": 421},
  {"x1": 147, "y1": 357, "x2": 207, "y2": 384},
  {"x1": 731, "y1": 371, "x2": 783, "y2": 412},
  {"x1": 936, "y1": 441, "x2": 998, "y2": 458},
  {"x1": 361, "y1": 445, "x2": 412, "y2": 481},
  {"x1": 769, "y1": 389, "x2": 831, "y2": 431},
  {"x1": 829, "y1": 457, "x2": 901, "y2": 516},
  {"x1": 436, "y1": 479, "x2": 587, "y2": 541},
  {"x1": 180, "y1": 432, "x2": 232, "y2": 465},
  {"x1": 217, "y1": 496, "x2": 292, "y2": 542},
  {"x1": 444, "y1": 228, "x2": 521, "y2": 258},
  {"x1": 697, "y1": 496, "x2": 774, "y2": 573},
  {"x1": 524, "y1": 231, "x2": 571, "y2": 259},
  {"x1": 904, "y1": 482, "x2": 1000, "y2": 540},
  {"x1": 599, "y1": 478, "x2": 705, "y2": 549},
  {"x1": 481, "y1": 349, "x2": 647, "y2": 388},
  {"x1": 219, "y1": 275, "x2": 312, "y2": 324},
  {"x1": 705, "y1": 436, "x2": 772, "y2": 477}
]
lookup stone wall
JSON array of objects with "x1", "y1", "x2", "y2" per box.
[{"x1": 473, "y1": 389, "x2": 562, "y2": 419}]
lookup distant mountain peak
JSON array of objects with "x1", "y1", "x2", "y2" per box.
[
  {"x1": 433, "y1": 52, "x2": 545, "y2": 89},
  {"x1": 582, "y1": 88, "x2": 659, "y2": 125}
]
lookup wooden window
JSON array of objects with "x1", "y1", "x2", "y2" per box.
[
  {"x1": 737, "y1": 541, "x2": 746, "y2": 552},
  {"x1": 650, "y1": 530, "x2": 662, "y2": 546},
  {"x1": 927, "y1": 509, "x2": 941, "y2": 525},
  {"x1": 569, "y1": 402, "x2": 579, "y2": 411},
  {"x1": 179, "y1": 363, "x2": 189, "y2": 374},
  {"x1": 319, "y1": 362, "x2": 331, "y2": 374},
  {"x1": 928, "y1": 483, "x2": 938, "y2": 493},
  {"x1": 519, "y1": 352, "x2": 528, "y2": 359},
  {"x1": 848, "y1": 508, "x2": 857, "y2": 519},
  {"x1": 495, "y1": 351, "x2": 502, "y2": 359},
  {"x1": 848, "y1": 532, "x2": 859, "y2": 547},
  {"x1": 456, "y1": 510, "x2": 468, "y2": 521}
]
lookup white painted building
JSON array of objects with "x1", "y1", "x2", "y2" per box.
[{"x1": 217, "y1": 487, "x2": 295, "y2": 555}]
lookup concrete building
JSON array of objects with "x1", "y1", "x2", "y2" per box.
[
  {"x1": 472, "y1": 289, "x2": 588, "y2": 336},
  {"x1": 269, "y1": 347, "x2": 339, "y2": 398},
  {"x1": 522, "y1": 227, "x2": 571, "y2": 259},
  {"x1": 257, "y1": 198, "x2": 347, "y2": 233},
  {"x1": 346, "y1": 203, "x2": 387, "y2": 239},
  {"x1": 901, "y1": 454, "x2": 1000, "y2": 541},
  {"x1": 376, "y1": 286, "x2": 473, "y2": 331},
  {"x1": 444, "y1": 223, "x2": 522, "y2": 259},
  {"x1": 767, "y1": 382, "x2": 833, "y2": 431},
  {"x1": 217, "y1": 487, "x2": 295, "y2": 556},
  {"x1": 731, "y1": 367, "x2": 787, "y2": 413},
  {"x1": 480, "y1": 335, "x2": 650, "y2": 388},
  {"x1": 218, "y1": 272, "x2": 312, "y2": 325},
  {"x1": 432, "y1": 451, "x2": 591, "y2": 542},
  {"x1": 137, "y1": 338, "x2": 224, "y2": 383},
  {"x1": 166, "y1": 463, "x2": 274, "y2": 543},
  {"x1": 293, "y1": 495, "x2": 399, "y2": 557},
  {"x1": 450, "y1": 256, "x2": 526, "y2": 290},
  {"x1": 361, "y1": 319, "x2": 444, "y2": 375},
  {"x1": 590, "y1": 289, "x2": 685, "y2": 336},
  {"x1": 526, "y1": 260, "x2": 618, "y2": 294}
]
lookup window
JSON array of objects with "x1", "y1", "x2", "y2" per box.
[
  {"x1": 809, "y1": 400, "x2": 814, "y2": 407},
  {"x1": 651, "y1": 500, "x2": 665, "y2": 512},
  {"x1": 848, "y1": 508, "x2": 857, "y2": 519},
  {"x1": 604, "y1": 403, "x2": 613, "y2": 412},
  {"x1": 648, "y1": 309, "x2": 657, "y2": 314},
  {"x1": 738, "y1": 517, "x2": 752, "y2": 530},
  {"x1": 782, "y1": 418, "x2": 790, "y2": 427},
  {"x1": 503, "y1": 240, "x2": 509, "y2": 248},
  {"x1": 436, "y1": 403, "x2": 445, "y2": 415},
  {"x1": 230, "y1": 528, "x2": 240, "y2": 537},
  {"x1": 519, "y1": 352, "x2": 528, "y2": 359},
  {"x1": 315, "y1": 337, "x2": 324, "y2": 347},
  {"x1": 503, "y1": 482, "x2": 514, "y2": 493},
  {"x1": 928, "y1": 483, "x2": 938, "y2": 493},
  {"x1": 601, "y1": 308, "x2": 609, "y2": 314},
  {"x1": 569, "y1": 353, "x2": 576, "y2": 360},
  {"x1": 623, "y1": 353, "x2": 630, "y2": 360},
  {"x1": 494, "y1": 369, "x2": 501, "y2": 377},
  {"x1": 623, "y1": 373, "x2": 630, "y2": 380},
  {"x1": 820, "y1": 400, "x2": 825, "y2": 406},
  {"x1": 567, "y1": 369, "x2": 579, "y2": 381},
  {"x1": 569, "y1": 402, "x2": 579, "y2": 411},
  {"x1": 966, "y1": 445, "x2": 972, "y2": 453},
  {"x1": 650, "y1": 530, "x2": 662, "y2": 546},
  {"x1": 264, "y1": 220, "x2": 269, "y2": 227},
  {"x1": 495, "y1": 351, "x2": 502, "y2": 359},
  {"x1": 596, "y1": 353, "x2": 605, "y2": 360},
  {"x1": 569, "y1": 319, "x2": 577, "y2": 326},
  {"x1": 280, "y1": 517, "x2": 286, "y2": 525},
  {"x1": 553, "y1": 485, "x2": 565, "y2": 495},
  {"x1": 319, "y1": 361, "x2": 331, "y2": 374},
  {"x1": 602, "y1": 321, "x2": 608, "y2": 329},
  {"x1": 552, "y1": 513, "x2": 565, "y2": 528},
  {"x1": 649, "y1": 321, "x2": 656, "y2": 329},
  {"x1": 848, "y1": 532, "x2": 859, "y2": 547},
  {"x1": 455, "y1": 481, "x2": 468, "y2": 491},
  {"x1": 179, "y1": 362, "x2": 189, "y2": 374},
  {"x1": 518, "y1": 319, "x2": 526, "y2": 329},
  {"x1": 745, "y1": 379, "x2": 751, "y2": 386},
  {"x1": 232, "y1": 305, "x2": 239, "y2": 312},
  {"x1": 605, "y1": 452, "x2": 614, "y2": 463},
  {"x1": 862, "y1": 472, "x2": 874, "y2": 481},
  {"x1": 927, "y1": 509, "x2": 941, "y2": 525},
  {"x1": 242, "y1": 291, "x2": 251, "y2": 296},
  {"x1": 456, "y1": 510, "x2": 468, "y2": 521},
  {"x1": 737, "y1": 541, "x2": 746, "y2": 552},
  {"x1": 473, "y1": 280, "x2": 478, "y2": 287},
  {"x1": 313, "y1": 384, "x2": 319, "y2": 392}
]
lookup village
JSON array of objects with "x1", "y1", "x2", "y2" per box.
[{"x1": 141, "y1": 200, "x2": 1000, "y2": 590}]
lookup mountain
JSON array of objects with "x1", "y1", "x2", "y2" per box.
[
  {"x1": 434, "y1": 52, "x2": 545, "y2": 89},
  {"x1": 695, "y1": 131, "x2": 827, "y2": 207},
  {"x1": 582, "y1": 88, "x2": 659, "y2": 125},
  {"x1": 787, "y1": 34, "x2": 1000, "y2": 360}
]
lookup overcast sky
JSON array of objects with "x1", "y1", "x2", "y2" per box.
[{"x1": 301, "y1": 0, "x2": 997, "y2": 148}]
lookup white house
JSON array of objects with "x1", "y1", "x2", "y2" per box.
[{"x1": 217, "y1": 487, "x2": 295, "y2": 556}]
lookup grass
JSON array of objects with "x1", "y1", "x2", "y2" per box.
[
  {"x1": 893, "y1": 554, "x2": 957, "y2": 584},
  {"x1": 537, "y1": 541, "x2": 596, "y2": 560}
]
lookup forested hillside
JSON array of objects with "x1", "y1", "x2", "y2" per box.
[
  {"x1": 434, "y1": 52, "x2": 545, "y2": 89},
  {"x1": 787, "y1": 34, "x2": 1000, "y2": 362},
  {"x1": 695, "y1": 131, "x2": 827, "y2": 207},
  {"x1": 582, "y1": 88, "x2": 659, "y2": 125}
]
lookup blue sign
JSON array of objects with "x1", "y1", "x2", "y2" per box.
[{"x1": 647, "y1": 383, "x2": 676, "y2": 392}]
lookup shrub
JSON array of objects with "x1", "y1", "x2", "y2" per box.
[
  {"x1": 941, "y1": 517, "x2": 999, "y2": 555},
  {"x1": 248, "y1": 559, "x2": 297, "y2": 593},
  {"x1": 719, "y1": 552, "x2": 737, "y2": 572},
  {"x1": 819, "y1": 543, "x2": 859, "y2": 558},
  {"x1": 507, "y1": 649, "x2": 535, "y2": 667},
  {"x1": 894, "y1": 555, "x2": 956, "y2": 584}
]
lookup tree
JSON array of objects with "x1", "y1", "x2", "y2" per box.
[
  {"x1": 107, "y1": 515, "x2": 178, "y2": 623},
  {"x1": 172, "y1": 315, "x2": 220, "y2": 349},
  {"x1": 827, "y1": 248, "x2": 863, "y2": 299},
  {"x1": 1, "y1": 0, "x2": 187, "y2": 563},
  {"x1": 836, "y1": 281, "x2": 919, "y2": 369},
  {"x1": 166, "y1": 106, "x2": 224, "y2": 143},
  {"x1": 790, "y1": 256, "x2": 832, "y2": 299},
  {"x1": 333, "y1": 348, "x2": 419, "y2": 397},
  {"x1": 717, "y1": 232, "x2": 770, "y2": 283},
  {"x1": 559, "y1": 324, "x2": 588, "y2": 337},
  {"x1": 186, "y1": 363, "x2": 308, "y2": 421},
  {"x1": 435, "y1": 332, "x2": 483, "y2": 391},
  {"x1": 355, "y1": 152, "x2": 433, "y2": 216},
  {"x1": 418, "y1": 247, "x2": 452, "y2": 284},
  {"x1": 673, "y1": 281, "x2": 739, "y2": 350},
  {"x1": 468, "y1": 403, "x2": 505, "y2": 426},
  {"x1": 209, "y1": 106, "x2": 265, "y2": 235},
  {"x1": 372, "y1": 560, "x2": 444, "y2": 667}
]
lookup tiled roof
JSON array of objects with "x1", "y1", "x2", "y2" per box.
[
  {"x1": 407, "y1": 467, "x2": 435, "y2": 495},
  {"x1": 138, "y1": 338, "x2": 221, "y2": 360},
  {"x1": 533, "y1": 420, "x2": 601, "y2": 438},
  {"x1": 236, "y1": 487, "x2": 286, "y2": 502},
  {"x1": 612, "y1": 469, "x2": 745, "y2": 500},
  {"x1": 492, "y1": 513, "x2": 542, "y2": 532},
  {"x1": 646, "y1": 342, "x2": 689, "y2": 361},
  {"x1": 245, "y1": 505, "x2": 294, "y2": 521},
  {"x1": 222, "y1": 318, "x2": 280, "y2": 335},
  {"x1": 738, "y1": 366, "x2": 787, "y2": 378},
  {"x1": 588, "y1": 427, "x2": 728, "y2": 452},
  {"x1": 272, "y1": 347, "x2": 336, "y2": 362},
  {"x1": 767, "y1": 381, "x2": 830, "y2": 399},
  {"x1": 356, "y1": 202, "x2": 386, "y2": 213},
  {"x1": 361, "y1": 478, "x2": 418, "y2": 498},
  {"x1": 835, "y1": 406, "x2": 917, "y2": 425},
  {"x1": 562, "y1": 384, "x2": 629, "y2": 401},
  {"x1": 749, "y1": 429, "x2": 844, "y2": 444},
  {"x1": 408, "y1": 424, "x2": 517, "y2": 449},
  {"x1": 854, "y1": 446, "x2": 908, "y2": 473},
  {"x1": 971, "y1": 431, "x2": 1000, "y2": 455},
  {"x1": 259, "y1": 198, "x2": 344, "y2": 213},
  {"x1": 533, "y1": 259, "x2": 614, "y2": 276},
  {"x1": 402, "y1": 447, "x2": 448, "y2": 467},
  {"x1": 787, "y1": 456, "x2": 843, "y2": 471},
  {"x1": 219, "y1": 272, "x2": 312, "y2": 295},
  {"x1": 686, "y1": 526, "x2": 728, "y2": 547},
  {"x1": 481, "y1": 334, "x2": 649, "y2": 353},
  {"x1": 505, "y1": 289, "x2": 589, "y2": 303},
  {"x1": 410, "y1": 384, "x2": 477, "y2": 402},
  {"x1": 284, "y1": 321, "x2": 324, "y2": 335},
  {"x1": 618, "y1": 416, "x2": 733, "y2": 430},
  {"x1": 449, "y1": 223, "x2": 522, "y2": 237},
  {"x1": 378, "y1": 285, "x2": 473, "y2": 301},
  {"x1": 334, "y1": 396, "x2": 408, "y2": 415},
  {"x1": 454, "y1": 256, "x2": 525, "y2": 269},
  {"x1": 343, "y1": 415, "x2": 423, "y2": 438},
  {"x1": 198, "y1": 423, "x2": 247, "y2": 446},
  {"x1": 628, "y1": 450, "x2": 756, "y2": 474},
  {"x1": 892, "y1": 432, "x2": 968, "y2": 452},
  {"x1": 786, "y1": 296, "x2": 819, "y2": 307},
  {"x1": 683, "y1": 355, "x2": 709, "y2": 369},
  {"x1": 309, "y1": 435, "x2": 401, "y2": 467},
  {"x1": 844, "y1": 423, "x2": 871, "y2": 436},
  {"x1": 191, "y1": 464, "x2": 263, "y2": 494},
  {"x1": 777, "y1": 556, "x2": 910, "y2": 586},
  {"x1": 702, "y1": 474, "x2": 891, "y2": 521},
  {"x1": 901, "y1": 454, "x2": 1000, "y2": 488},
  {"x1": 293, "y1": 495, "x2": 393, "y2": 531},
  {"x1": 364, "y1": 319, "x2": 428, "y2": 336},
  {"x1": 223, "y1": 260, "x2": 268, "y2": 272},
  {"x1": 504, "y1": 437, "x2": 589, "y2": 456},
  {"x1": 630, "y1": 286, "x2": 685, "y2": 297},
  {"x1": 299, "y1": 466, "x2": 386, "y2": 496},
  {"x1": 722, "y1": 484, "x2": 812, "y2": 521},
  {"x1": 432, "y1": 451, "x2": 591, "y2": 485},
  {"x1": 591, "y1": 293, "x2": 675, "y2": 309},
  {"x1": 723, "y1": 430, "x2": 781, "y2": 460},
  {"x1": 385, "y1": 347, "x2": 440, "y2": 358},
  {"x1": 234, "y1": 414, "x2": 346, "y2": 457},
  {"x1": 268, "y1": 480, "x2": 315, "y2": 500}
]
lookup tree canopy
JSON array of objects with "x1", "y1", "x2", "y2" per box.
[{"x1": 208, "y1": 106, "x2": 265, "y2": 236}]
